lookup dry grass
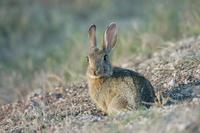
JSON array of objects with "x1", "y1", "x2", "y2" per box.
[{"x1": 0, "y1": 36, "x2": 200, "y2": 132}]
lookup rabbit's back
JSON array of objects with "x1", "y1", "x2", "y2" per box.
[{"x1": 111, "y1": 67, "x2": 155, "y2": 107}]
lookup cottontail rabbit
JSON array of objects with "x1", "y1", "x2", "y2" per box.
[{"x1": 87, "y1": 22, "x2": 156, "y2": 115}]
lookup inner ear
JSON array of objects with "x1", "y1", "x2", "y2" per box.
[{"x1": 103, "y1": 22, "x2": 117, "y2": 51}]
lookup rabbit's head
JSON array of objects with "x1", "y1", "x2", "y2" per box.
[{"x1": 87, "y1": 22, "x2": 117, "y2": 79}]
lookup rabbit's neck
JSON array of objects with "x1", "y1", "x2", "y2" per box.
[{"x1": 87, "y1": 77, "x2": 105, "y2": 90}]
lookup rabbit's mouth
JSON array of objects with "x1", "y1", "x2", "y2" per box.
[{"x1": 87, "y1": 70, "x2": 113, "y2": 79}]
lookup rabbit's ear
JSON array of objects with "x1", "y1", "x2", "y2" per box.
[
  {"x1": 103, "y1": 22, "x2": 117, "y2": 51},
  {"x1": 88, "y1": 24, "x2": 97, "y2": 49}
]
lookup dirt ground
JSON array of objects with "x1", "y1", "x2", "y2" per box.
[{"x1": 0, "y1": 36, "x2": 200, "y2": 133}]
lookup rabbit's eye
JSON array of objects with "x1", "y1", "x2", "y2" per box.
[{"x1": 103, "y1": 55, "x2": 107, "y2": 61}]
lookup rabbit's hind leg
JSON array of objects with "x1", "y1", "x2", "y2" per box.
[{"x1": 107, "y1": 95, "x2": 130, "y2": 115}]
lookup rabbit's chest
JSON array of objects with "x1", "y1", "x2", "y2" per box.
[
  {"x1": 88, "y1": 78, "x2": 117, "y2": 109},
  {"x1": 89, "y1": 80, "x2": 116, "y2": 100}
]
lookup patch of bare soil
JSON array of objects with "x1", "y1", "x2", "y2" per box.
[
  {"x1": 0, "y1": 37, "x2": 200, "y2": 132},
  {"x1": 127, "y1": 36, "x2": 200, "y2": 104}
]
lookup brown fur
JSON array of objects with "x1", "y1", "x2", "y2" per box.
[{"x1": 87, "y1": 23, "x2": 156, "y2": 115}]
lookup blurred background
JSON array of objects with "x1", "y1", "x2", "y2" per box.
[{"x1": 0, "y1": 0, "x2": 200, "y2": 105}]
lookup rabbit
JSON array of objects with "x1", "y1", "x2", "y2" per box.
[{"x1": 86, "y1": 22, "x2": 156, "y2": 115}]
